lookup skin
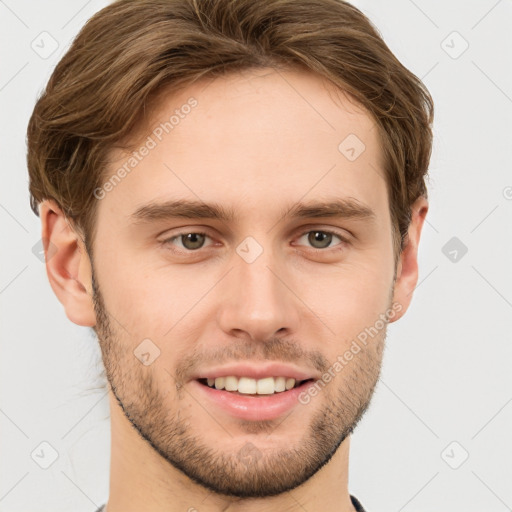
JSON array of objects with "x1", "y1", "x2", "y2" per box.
[{"x1": 40, "y1": 67, "x2": 428, "y2": 512}]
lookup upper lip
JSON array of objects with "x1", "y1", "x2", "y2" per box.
[{"x1": 191, "y1": 362, "x2": 319, "y2": 382}]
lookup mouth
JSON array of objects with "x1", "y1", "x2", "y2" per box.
[
  {"x1": 192, "y1": 376, "x2": 316, "y2": 421},
  {"x1": 196, "y1": 376, "x2": 315, "y2": 395}
]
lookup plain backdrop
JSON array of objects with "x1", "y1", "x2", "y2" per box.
[{"x1": 1, "y1": 1, "x2": 511, "y2": 511}]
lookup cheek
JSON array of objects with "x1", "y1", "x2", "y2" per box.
[
  {"x1": 302, "y1": 257, "x2": 395, "y2": 329},
  {"x1": 100, "y1": 260, "x2": 215, "y2": 342},
  {"x1": 94, "y1": 256, "x2": 164, "y2": 337}
]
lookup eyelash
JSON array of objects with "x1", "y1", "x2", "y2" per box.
[{"x1": 160, "y1": 228, "x2": 349, "y2": 255}]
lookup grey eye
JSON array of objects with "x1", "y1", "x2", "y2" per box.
[
  {"x1": 166, "y1": 232, "x2": 210, "y2": 251},
  {"x1": 297, "y1": 230, "x2": 344, "y2": 249}
]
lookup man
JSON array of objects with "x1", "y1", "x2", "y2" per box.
[{"x1": 26, "y1": 0, "x2": 433, "y2": 510}]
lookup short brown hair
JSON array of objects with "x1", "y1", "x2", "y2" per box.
[{"x1": 27, "y1": 0, "x2": 433, "y2": 260}]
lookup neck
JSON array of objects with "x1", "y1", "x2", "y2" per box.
[{"x1": 105, "y1": 391, "x2": 357, "y2": 512}]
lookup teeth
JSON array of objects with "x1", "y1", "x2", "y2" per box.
[
  {"x1": 274, "y1": 377, "x2": 286, "y2": 392},
  {"x1": 205, "y1": 376, "x2": 301, "y2": 394},
  {"x1": 238, "y1": 377, "x2": 257, "y2": 394},
  {"x1": 256, "y1": 377, "x2": 275, "y2": 394},
  {"x1": 285, "y1": 378, "x2": 295, "y2": 390},
  {"x1": 224, "y1": 376, "x2": 238, "y2": 391}
]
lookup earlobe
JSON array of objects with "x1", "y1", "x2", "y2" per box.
[
  {"x1": 40, "y1": 200, "x2": 96, "y2": 327},
  {"x1": 390, "y1": 196, "x2": 429, "y2": 323}
]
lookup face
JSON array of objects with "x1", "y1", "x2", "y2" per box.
[{"x1": 90, "y1": 67, "x2": 400, "y2": 497}]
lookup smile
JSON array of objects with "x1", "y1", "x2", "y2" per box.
[
  {"x1": 192, "y1": 378, "x2": 316, "y2": 421},
  {"x1": 198, "y1": 376, "x2": 313, "y2": 395}
]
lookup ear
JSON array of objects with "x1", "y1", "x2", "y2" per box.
[
  {"x1": 390, "y1": 196, "x2": 429, "y2": 323},
  {"x1": 39, "y1": 199, "x2": 96, "y2": 327}
]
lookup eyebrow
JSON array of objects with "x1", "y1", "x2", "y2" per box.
[{"x1": 130, "y1": 197, "x2": 376, "y2": 225}]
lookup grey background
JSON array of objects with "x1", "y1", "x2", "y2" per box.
[{"x1": 1, "y1": 1, "x2": 511, "y2": 511}]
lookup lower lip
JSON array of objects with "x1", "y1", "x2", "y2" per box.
[{"x1": 190, "y1": 379, "x2": 315, "y2": 421}]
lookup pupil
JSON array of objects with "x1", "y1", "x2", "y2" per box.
[
  {"x1": 183, "y1": 233, "x2": 205, "y2": 250},
  {"x1": 309, "y1": 231, "x2": 331, "y2": 249}
]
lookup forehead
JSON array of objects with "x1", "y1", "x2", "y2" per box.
[{"x1": 100, "y1": 67, "x2": 388, "y2": 226}]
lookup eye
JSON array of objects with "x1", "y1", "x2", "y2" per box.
[
  {"x1": 160, "y1": 228, "x2": 349, "y2": 255},
  {"x1": 162, "y1": 232, "x2": 213, "y2": 252},
  {"x1": 295, "y1": 229, "x2": 348, "y2": 250}
]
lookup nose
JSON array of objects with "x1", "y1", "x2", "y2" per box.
[{"x1": 217, "y1": 245, "x2": 301, "y2": 343}]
